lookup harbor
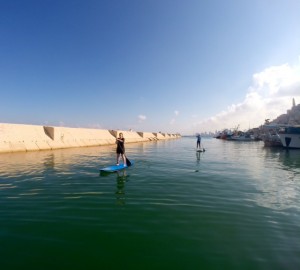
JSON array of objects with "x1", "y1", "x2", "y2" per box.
[{"x1": 213, "y1": 99, "x2": 300, "y2": 149}]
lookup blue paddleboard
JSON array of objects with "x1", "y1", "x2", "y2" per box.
[{"x1": 100, "y1": 161, "x2": 134, "y2": 173}]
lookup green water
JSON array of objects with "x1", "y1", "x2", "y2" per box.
[{"x1": 0, "y1": 137, "x2": 300, "y2": 270}]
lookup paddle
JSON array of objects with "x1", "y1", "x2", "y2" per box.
[{"x1": 125, "y1": 156, "x2": 132, "y2": 167}]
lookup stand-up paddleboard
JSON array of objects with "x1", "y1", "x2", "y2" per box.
[
  {"x1": 100, "y1": 160, "x2": 134, "y2": 173},
  {"x1": 196, "y1": 149, "x2": 205, "y2": 152}
]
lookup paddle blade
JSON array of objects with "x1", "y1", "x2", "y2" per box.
[{"x1": 126, "y1": 157, "x2": 132, "y2": 167}]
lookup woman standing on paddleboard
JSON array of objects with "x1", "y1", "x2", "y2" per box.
[{"x1": 116, "y1": 133, "x2": 127, "y2": 166}]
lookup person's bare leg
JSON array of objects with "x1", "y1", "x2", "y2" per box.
[
  {"x1": 122, "y1": 154, "x2": 127, "y2": 166},
  {"x1": 116, "y1": 154, "x2": 120, "y2": 165}
]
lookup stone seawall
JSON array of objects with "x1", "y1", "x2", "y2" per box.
[{"x1": 0, "y1": 123, "x2": 181, "y2": 154}]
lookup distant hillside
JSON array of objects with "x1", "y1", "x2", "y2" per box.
[{"x1": 268, "y1": 101, "x2": 300, "y2": 125}]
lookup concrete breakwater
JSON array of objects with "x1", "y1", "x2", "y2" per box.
[{"x1": 0, "y1": 123, "x2": 181, "y2": 154}]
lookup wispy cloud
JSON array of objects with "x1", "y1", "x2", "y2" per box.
[
  {"x1": 170, "y1": 110, "x2": 179, "y2": 125},
  {"x1": 193, "y1": 59, "x2": 300, "y2": 133},
  {"x1": 138, "y1": 115, "x2": 147, "y2": 122}
]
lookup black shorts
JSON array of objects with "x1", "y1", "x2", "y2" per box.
[{"x1": 116, "y1": 147, "x2": 125, "y2": 154}]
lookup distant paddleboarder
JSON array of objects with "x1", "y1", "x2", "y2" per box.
[{"x1": 196, "y1": 133, "x2": 201, "y2": 149}]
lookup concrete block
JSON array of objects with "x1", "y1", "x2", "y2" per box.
[
  {"x1": 114, "y1": 130, "x2": 148, "y2": 143},
  {"x1": 154, "y1": 132, "x2": 166, "y2": 139},
  {"x1": 137, "y1": 132, "x2": 158, "y2": 141}
]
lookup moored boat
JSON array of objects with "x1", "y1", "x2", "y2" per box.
[
  {"x1": 278, "y1": 126, "x2": 300, "y2": 149},
  {"x1": 261, "y1": 124, "x2": 283, "y2": 147},
  {"x1": 215, "y1": 129, "x2": 233, "y2": 140},
  {"x1": 229, "y1": 132, "x2": 253, "y2": 141}
]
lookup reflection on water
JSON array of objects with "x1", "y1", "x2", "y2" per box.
[
  {"x1": 279, "y1": 149, "x2": 300, "y2": 172},
  {"x1": 235, "y1": 145, "x2": 300, "y2": 211},
  {"x1": 115, "y1": 170, "x2": 129, "y2": 206},
  {"x1": 0, "y1": 145, "x2": 115, "y2": 177},
  {"x1": 43, "y1": 153, "x2": 55, "y2": 170},
  {"x1": 99, "y1": 169, "x2": 130, "y2": 206}
]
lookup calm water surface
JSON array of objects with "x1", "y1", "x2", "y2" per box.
[{"x1": 0, "y1": 137, "x2": 300, "y2": 269}]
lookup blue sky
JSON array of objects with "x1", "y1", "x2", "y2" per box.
[{"x1": 1, "y1": 0, "x2": 300, "y2": 135}]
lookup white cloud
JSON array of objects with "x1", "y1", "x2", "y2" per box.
[
  {"x1": 174, "y1": 110, "x2": 179, "y2": 116},
  {"x1": 251, "y1": 63, "x2": 300, "y2": 97},
  {"x1": 138, "y1": 115, "x2": 146, "y2": 122},
  {"x1": 192, "y1": 59, "x2": 300, "y2": 133}
]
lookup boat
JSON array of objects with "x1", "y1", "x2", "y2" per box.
[
  {"x1": 229, "y1": 132, "x2": 253, "y2": 141},
  {"x1": 278, "y1": 125, "x2": 300, "y2": 149},
  {"x1": 261, "y1": 124, "x2": 283, "y2": 147},
  {"x1": 215, "y1": 129, "x2": 233, "y2": 140}
]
